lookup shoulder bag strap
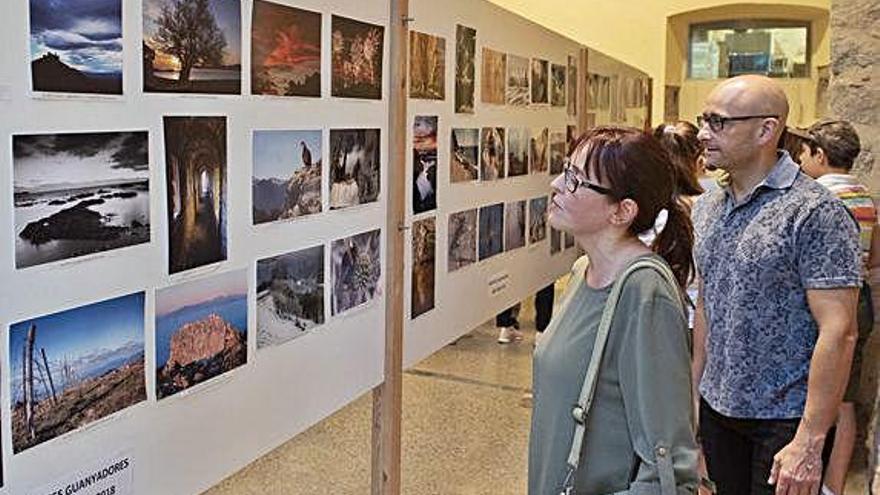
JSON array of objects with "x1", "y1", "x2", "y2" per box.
[{"x1": 561, "y1": 257, "x2": 680, "y2": 491}]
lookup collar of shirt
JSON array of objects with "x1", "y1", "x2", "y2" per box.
[
  {"x1": 815, "y1": 173, "x2": 859, "y2": 189},
  {"x1": 722, "y1": 150, "x2": 799, "y2": 211}
]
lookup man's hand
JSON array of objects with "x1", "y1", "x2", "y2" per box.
[{"x1": 768, "y1": 433, "x2": 825, "y2": 495}]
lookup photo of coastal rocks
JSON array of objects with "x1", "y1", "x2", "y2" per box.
[
  {"x1": 8, "y1": 292, "x2": 147, "y2": 453},
  {"x1": 155, "y1": 270, "x2": 248, "y2": 400},
  {"x1": 12, "y1": 131, "x2": 150, "y2": 269}
]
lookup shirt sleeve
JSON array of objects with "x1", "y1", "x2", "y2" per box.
[
  {"x1": 617, "y1": 272, "x2": 700, "y2": 493},
  {"x1": 796, "y1": 199, "x2": 862, "y2": 289}
]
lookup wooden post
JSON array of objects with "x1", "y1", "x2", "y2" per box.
[
  {"x1": 24, "y1": 324, "x2": 36, "y2": 440},
  {"x1": 40, "y1": 348, "x2": 57, "y2": 404},
  {"x1": 645, "y1": 77, "x2": 654, "y2": 130},
  {"x1": 577, "y1": 47, "x2": 590, "y2": 134},
  {"x1": 371, "y1": 0, "x2": 407, "y2": 494}
]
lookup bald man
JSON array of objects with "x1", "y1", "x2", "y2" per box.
[{"x1": 691, "y1": 76, "x2": 861, "y2": 495}]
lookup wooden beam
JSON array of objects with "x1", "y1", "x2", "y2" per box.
[
  {"x1": 372, "y1": 0, "x2": 407, "y2": 494},
  {"x1": 577, "y1": 47, "x2": 590, "y2": 134},
  {"x1": 645, "y1": 77, "x2": 654, "y2": 130}
]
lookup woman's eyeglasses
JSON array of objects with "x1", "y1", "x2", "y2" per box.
[{"x1": 562, "y1": 160, "x2": 613, "y2": 195}]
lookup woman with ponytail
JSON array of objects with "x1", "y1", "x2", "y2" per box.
[{"x1": 529, "y1": 126, "x2": 700, "y2": 494}]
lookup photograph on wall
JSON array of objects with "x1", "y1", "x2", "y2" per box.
[
  {"x1": 409, "y1": 31, "x2": 445, "y2": 100},
  {"x1": 29, "y1": 0, "x2": 123, "y2": 95},
  {"x1": 448, "y1": 209, "x2": 477, "y2": 272},
  {"x1": 329, "y1": 128, "x2": 381, "y2": 210},
  {"x1": 411, "y1": 217, "x2": 435, "y2": 319},
  {"x1": 480, "y1": 127, "x2": 505, "y2": 181},
  {"x1": 13, "y1": 131, "x2": 150, "y2": 269},
  {"x1": 252, "y1": 129, "x2": 322, "y2": 225},
  {"x1": 257, "y1": 245, "x2": 324, "y2": 349},
  {"x1": 507, "y1": 127, "x2": 529, "y2": 177},
  {"x1": 331, "y1": 15, "x2": 384, "y2": 100},
  {"x1": 165, "y1": 116, "x2": 227, "y2": 274},
  {"x1": 251, "y1": 0, "x2": 321, "y2": 97},
  {"x1": 550, "y1": 226, "x2": 561, "y2": 254},
  {"x1": 143, "y1": 0, "x2": 241, "y2": 94},
  {"x1": 550, "y1": 63, "x2": 566, "y2": 107},
  {"x1": 413, "y1": 116, "x2": 438, "y2": 214},
  {"x1": 566, "y1": 124, "x2": 579, "y2": 154},
  {"x1": 664, "y1": 85, "x2": 680, "y2": 123},
  {"x1": 9, "y1": 292, "x2": 146, "y2": 453},
  {"x1": 529, "y1": 196, "x2": 548, "y2": 243},
  {"x1": 480, "y1": 47, "x2": 505, "y2": 105},
  {"x1": 599, "y1": 75, "x2": 611, "y2": 110},
  {"x1": 567, "y1": 55, "x2": 577, "y2": 116},
  {"x1": 530, "y1": 128, "x2": 549, "y2": 173},
  {"x1": 505, "y1": 200, "x2": 525, "y2": 251},
  {"x1": 450, "y1": 128, "x2": 479, "y2": 183},
  {"x1": 550, "y1": 131, "x2": 566, "y2": 175},
  {"x1": 156, "y1": 270, "x2": 247, "y2": 400},
  {"x1": 506, "y1": 54, "x2": 529, "y2": 106},
  {"x1": 478, "y1": 203, "x2": 503, "y2": 261},
  {"x1": 331, "y1": 229, "x2": 382, "y2": 315},
  {"x1": 454, "y1": 24, "x2": 476, "y2": 113},
  {"x1": 587, "y1": 73, "x2": 599, "y2": 110},
  {"x1": 530, "y1": 58, "x2": 548, "y2": 104},
  {"x1": 564, "y1": 231, "x2": 575, "y2": 249}
]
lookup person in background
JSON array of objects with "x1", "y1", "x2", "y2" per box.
[
  {"x1": 692, "y1": 75, "x2": 861, "y2": 494},
  {"x1": 778, "y1": 127, "x2": 812, "y2": 165},
  {"x1": 530, "y1": 126, "x2": 699, "y2": 493},
  {"x1": 496, "y1": 284, "x2": 555, "y2": 344},
  {"x1": 793, "y1": 120, "x2": 878, "y2": 495}
]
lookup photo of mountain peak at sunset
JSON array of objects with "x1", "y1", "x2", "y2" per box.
[{"x1": 251, "y1": 0, "x2": 321, "y2": 97}]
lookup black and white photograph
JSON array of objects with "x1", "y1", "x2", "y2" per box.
[
  {"x1": 448, "y1": 209, "x2": 477, "y2": 272},
  {"x1": 329, "y1": 128, "x2": 381, "y2": 210},
  {"x1": 331, "y1": 229, "x2": 382, "y2": 315},
  {"x1": 257, "y1": 245, "x2": 324, "y2": 349},
  {"x1": 13, "y1": 131, "x2": 150, "y2": 269}
]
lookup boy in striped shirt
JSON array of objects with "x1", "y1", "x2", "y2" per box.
[{"x1": 794, "y1": 120, "x2": 877, "y2": 495}]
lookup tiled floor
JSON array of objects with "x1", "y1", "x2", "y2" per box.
[{"x1": 204, "y1": 301, "x2": 869, "y2": 494}]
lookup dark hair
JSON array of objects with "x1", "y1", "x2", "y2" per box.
[
  {"x1": 652, "y1": 122, "x2": 704, "y2": 196},
  {"x1": 574, "y1": 126, "x2": 694, "y2": 289},
  {"x1": 807, "y1": 120, "x2": 862, "y2": 170},
  {"x1": 778, "y1": 128, "x2": 811, "y2": 165}
]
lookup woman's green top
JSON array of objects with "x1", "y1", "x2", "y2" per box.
[{"x1": 529, "y1": 255, "x2": 699, "y2": 494}]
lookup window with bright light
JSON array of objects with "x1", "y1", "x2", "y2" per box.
[{"x1": 689, "y1": 20, "x2": 810, "y2": 79}]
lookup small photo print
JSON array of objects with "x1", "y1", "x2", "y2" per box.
[
  {"x1": 480, "y1": 127, "x2": 505, "y2": 181},
  {"x1": 257, "y1": 245, "x2": 324, "y2": 349},
  {"x1": 413, "y1": 116, "x2": 438, "y2": 214},
  {"x1": 252, "y1": 130, "x2": 322, "y2": 225},
  {"x1": 505, "y1": 200, "x2": 525, "y2": 251},
  {"x1": 479, "y1": 203, "x2": 503, "y2": 260},
  {"x1": 329, "y1": 128, "x2": 381, "y2": 210},
  {"x1": 448, "y1": 209, "x2": 477, "y2": 272},
  {"x1": 529, "y1": 196, "x2": 548, "y2": 243},
  {"x1": 331, "y1": 229, "x2": 382, "y2": 315},
  {"x1": 450, "y1": 128, "x2": 479, "y2": 183},
  {"x1": 331, "y1": 15, "x2": 385, "y2": 99},
  {"x1": 411, "y1": 217, "x2": 436, "y2": 319}
]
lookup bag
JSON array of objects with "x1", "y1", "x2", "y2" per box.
[{"x1": 558, "y1": 257, "x2": 684, "y2": 495}]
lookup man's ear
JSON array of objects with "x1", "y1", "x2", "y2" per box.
[
  {"x1": 757, "y1": 118, "x2": 781, "y2": 146},
  {"x1": 611, "y1": 198, "x2": 639, "y2": 227}
]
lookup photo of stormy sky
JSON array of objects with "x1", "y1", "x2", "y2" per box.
[{"x1": 29, "y1": 0, "x2": 123, "y2": 94}]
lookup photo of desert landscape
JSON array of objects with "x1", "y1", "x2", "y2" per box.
[
  {"x1": 251, "y1": 0, "x2": 321, "y2": 97},
  {"x1": 481, "y1": 47, "x2": 505, "y2": 105},
  {"x1": 155, "y1": 270, "x2": 248, "y2": 400},
  {"x1": 13, "y1": 131, "x2": 150, "y2": 269},
  {"x1": 29, "y1": 0, "x2": 123, "y2": 95},
  {"x1": 450, "y1": 128, "x2": 479, "y2": 183},
  {"x1": 257, "y1": 245, "x2": 324, "y2": 349},
  {"x1": 143, "y1": 0, "x2": 241, "y2": 94},
  {"x1": 9, "y1": 292, "x2": 146, "y2": 453}
]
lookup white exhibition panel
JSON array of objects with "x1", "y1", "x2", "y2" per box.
[
  {"x1": 0, "y1": 0, "x2": 388, "y2": 494},
  {"x1": 402, "y1": 0, "x2": 581, "y2": 368}
]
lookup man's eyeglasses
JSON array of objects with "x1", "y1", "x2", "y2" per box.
[
  {"x1": 697, "y1": 113, "x2": 779, "y2": 133},
  {"x1": 563, "y1": 160, "x2": 613, "y2": 195}
]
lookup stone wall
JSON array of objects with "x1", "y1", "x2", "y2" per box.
[{"x1": 829, "y1": 0, "x2": 880, "y2": 489}]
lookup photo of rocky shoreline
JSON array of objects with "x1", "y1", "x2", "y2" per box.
[{"x1": 13, "y1": 131, "x2": 150, "y2": 269}]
